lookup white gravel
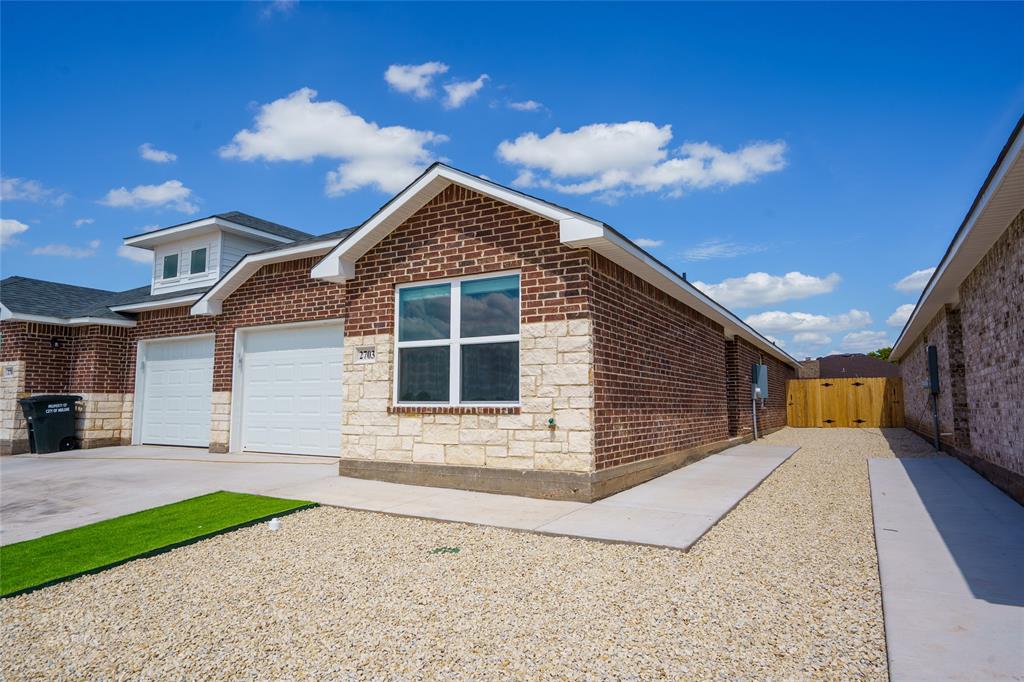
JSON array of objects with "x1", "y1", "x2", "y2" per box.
[{"x1": 0, "y1": 427, "x2": 935, "y2": 680}]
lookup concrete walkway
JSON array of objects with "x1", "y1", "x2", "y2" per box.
[
  {"x1": 869, "y1": 457, "x2": 1024, "y2": 681},
  {"x1": 270, "y1": 442, "x2": 799, "y2": 550},
  {"x1": 3, "y1": 441, "x2": 796, "y2": 551},
  {"x1": 0, "y1": 447, "x2": 337, "y2": 545}
]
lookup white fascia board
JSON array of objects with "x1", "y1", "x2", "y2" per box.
[
  {"x1": 191, "y1": 238, "x2": 343, "y2": 316},
  {"x1": 578, "y1": 226, "x2": 801, "y2": 369},
  {"x1": 310, "y1": 164, "x2": 604, "y2": 281},
  {"x1": 123, "y1": 218, "x2": 294, "y2": 249},
  {"x1": 0, "y1": 308, "x2": 136, "y2": 327},
  {"x1": 108, "y1": 294, "x2": 203, "y2": 313},
  {"x1": 890, "y1": 125, "x2": 1024, "y2": 361}
]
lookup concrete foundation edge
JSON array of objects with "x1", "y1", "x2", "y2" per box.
[{"x1": 338, "y1": 429, "x2": 780, "y2": 502}]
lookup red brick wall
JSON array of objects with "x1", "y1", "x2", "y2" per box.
[
  {"x1": 0, "y1": 320, "x2": 123, "y2": 394},
  {"x1": 127, "y1": 257, "x2": 347, "y2": 392},
  {"x1": 959, "y1": 209, "x2": 1023, "y2": 478},
  {"x1": 590, "y1": 253, "x2": 730, "y2": 470},
  {"x1": 726, "y1": 336, "x2": 792, "y2": 437},
  {"x1": 900, "y1": 307, "x2": 958, "y2": 450},
  {"x1": 346, "y1": 184, "x2": 591, "y2": 336}
]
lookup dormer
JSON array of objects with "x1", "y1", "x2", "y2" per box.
[{"x1": 123, "y1": 212, "x2": 313, "y2": 295}]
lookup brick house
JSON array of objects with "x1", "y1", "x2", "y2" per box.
[
  {"x1": 891, "y1": 115, "x2": 1024, "y2": 504},
  {"x1": 1, "y1": 165, "x2": 799, "y2": 500}
]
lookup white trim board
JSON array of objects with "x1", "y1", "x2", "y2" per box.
[{"x1": 123, "y1": 217, "x2": 294, "y2": 249}]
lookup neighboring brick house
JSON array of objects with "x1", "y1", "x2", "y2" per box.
[
  {"x1": 1, "y1": 165, "x2": 799, "y2": 500},
  {"x1": 797, "y1": 353, "x2": 900, "y2": 379},
  {"x1": 891, "y1": 115, "x2": 1024, "y2": 504}
]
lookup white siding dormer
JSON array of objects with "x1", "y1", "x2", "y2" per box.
[
  {"x1": 151, "y1": 235, "x2": 222, "y2": 294},
  {"x1": 221, "y1": 233, "x2": 276, "y2": 277}
]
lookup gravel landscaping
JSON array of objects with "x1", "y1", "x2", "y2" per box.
[{"x1": 0, "y1": 428, "x2": 935, "y2": 680}]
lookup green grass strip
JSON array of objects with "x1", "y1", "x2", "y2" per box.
[{"x1": 1, "y1": 491, "x2": 315, "y2": 598}]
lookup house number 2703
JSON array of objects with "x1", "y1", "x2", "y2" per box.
[{"x1": 356, "y1": 347, "x2": 376, "y2": 364}]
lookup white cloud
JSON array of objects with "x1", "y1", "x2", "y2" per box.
[
  {"x1": 1, "y1": 177, "x2": 69, "y2": 205},
  {"x1": 793, "y1": 331, "x2": 832, "y2": 346},
  {"x1": 139, "y1": 143, "x2": 177, "y2": 163},
  {"x1": 886, "y1": 303, "x2": 916, "y2": 328},
  {"x1": 261, "y1": 0, "x2": 297, "y2": 18},
  {"x1": 385, "y1": 62, "x2": 449, "y2": 99},
  {"x1": 693, "y1": 271, "x2": 840, "y2": 308},
  {"x1": 840, "y1": 330, "x2": 891, "y2": 353},
  {"x1": 508, "y1": 99, "x2": 542, "y2": 112},
  {"x1": 498, "y1": 121, "x2": 786, "y2": 200},
  {"x1": 682, "y1": 239, "x2": 766, "y2": 261},
  {"x1": 893, "y1": 267, "x2": 935, "y2": 294},
  {"x1": 31, "y1": 239, "x2": 100, "y2": 259},
  {"x1": 744, "y1": 309, "x2": 873, "y2": 334},
  {"x1": 443, "y1": 74, "x2": 489, "y2": 109},
  {"x1": 1, "y1": 218, "x2": 29, "y2": 245},
  {"x1": 73, "y1": 217, "x2": 95, "y2": 228},
  {"x1": 633, "y1": 237, "x2": 664, "y2": 248},
  {"x1": 117, "y1": 244, "x2": 154, "y2": 264},
  {"x1": 100, "y1": 180, "x2": 197, "y2": 213},
  {"x1": 220, "y1": 88, "x2": 447, "y2": 195}
]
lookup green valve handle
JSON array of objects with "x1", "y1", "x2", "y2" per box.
[{"x1": 547, "y1": 417, "x2": 556, "y2": 428}]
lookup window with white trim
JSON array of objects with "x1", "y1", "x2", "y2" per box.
[
  {"x1": 395, "y1": 273, "x2": 520, "y2": 405},
  {"x1": 162, "y1": 253, "x2": 179, "y2": 280}
]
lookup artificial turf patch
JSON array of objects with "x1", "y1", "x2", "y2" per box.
[{"x1": 0, "y1": 491, "x2": 315, "y2": 597}]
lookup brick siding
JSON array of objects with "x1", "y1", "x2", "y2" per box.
[
  {"x1": 958, "y1": 209, "x2": 1024, "y2": 477},
  {"x1": 899, "y1": 208, "x2": 1023, "y2": 502},
  {"x1": 345, "y1": 184, "x2": 591, "y2": 337},
  {"x1": 726, "y1": 336, "x2": 791, "y2": 438},
  {"x1": 590, "y1": 253, "x2": 730, "y2": 469}
]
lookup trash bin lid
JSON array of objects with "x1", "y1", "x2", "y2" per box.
[{"x1": 18, "y1": 394, "x2": 83, "y2": 404}]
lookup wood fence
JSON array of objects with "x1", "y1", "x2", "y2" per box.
[{"x1": 786, "y1": 377, "x2": 905, "y2": 428}]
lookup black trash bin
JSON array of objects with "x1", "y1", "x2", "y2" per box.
[{"x1": 18, "y1": 395, "x2": 82, "y2": 454}]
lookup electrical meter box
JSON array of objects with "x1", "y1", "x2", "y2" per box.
[{"x1": 752, "y1": 364, "x2": 769, "y2": 400}]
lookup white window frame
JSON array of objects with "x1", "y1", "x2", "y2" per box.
[
  {"x1": 161, "y1": 253, "x2": 180, "y2": 280},
  {"x1": 189, "y1": 246, "x2": 208, "y2": 275},
  {"x1": 393, "y1": 270, "x2": 521, "y2": 407}
]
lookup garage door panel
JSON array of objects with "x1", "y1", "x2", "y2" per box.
[
  {"x1": 140, "y1": 337, "x2": 214, "y2": 448},
  {"x1": 240, "y1": 323, "x2": 343, "y2": 456}
]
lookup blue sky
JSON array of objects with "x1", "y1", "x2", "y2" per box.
[{"x1": 2, "y1": 1, "x2": 1022, "y2": 358}]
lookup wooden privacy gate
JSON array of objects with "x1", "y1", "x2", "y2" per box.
[{"x1": 786, "y1": 378, "x2": 905, "y2": 428}]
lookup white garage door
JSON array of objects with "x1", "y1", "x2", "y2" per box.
[
  {"x1": 238, "y1": 322, "x2": 343, "y2": 456},
  {"x1": 139, "y1": 336, "x2": 214, "y2": 447}
]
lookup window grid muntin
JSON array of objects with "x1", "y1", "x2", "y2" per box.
[{"x1": 394, "y1": 271, "x2": 520, "y2": 406}]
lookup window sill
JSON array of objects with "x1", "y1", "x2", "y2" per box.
[{"x1": 389, "y1": 405, "x2": 521, "y2": 415}]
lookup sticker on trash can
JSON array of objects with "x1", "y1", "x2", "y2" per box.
[{"x1": 45, "y1": 403, "x2": 72, "y2": 414}]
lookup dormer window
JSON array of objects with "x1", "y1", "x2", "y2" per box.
[
  {"x1": 162, "y1": 254, "x2": 179, "y2": 280},
  {"x1": 190, "y1": 248, "x2": 207, "y2": 274}
]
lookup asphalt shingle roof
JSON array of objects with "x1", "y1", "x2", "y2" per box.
[
  {"x1": 0, "y1": 276, "x2": 129, "y2": 320},
  {"x1": 0, "y1": 278, "x2": 216, "y2": 322},
  {"x1": 124, "y1": 211, "x2": 314, "y2": 242}
]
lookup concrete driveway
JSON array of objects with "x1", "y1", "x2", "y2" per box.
[{"x1": 0, "y1": 446, "x2": 338, "y2": 545}]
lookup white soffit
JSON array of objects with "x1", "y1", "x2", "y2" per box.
[
  {"x1": 309, "y1": 163, "x2": 799, "y2": 368},
  {"x1": 108, "y1": 294, "x2": 204, "y2": 313},
  {"x1": 891, "y1": 119, "x2": 1024, "y2": 361},
  {"x1": 191, "y1": 239, "x2": 343, "y2": 315}
]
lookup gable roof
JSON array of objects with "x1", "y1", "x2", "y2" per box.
[
  {"x1": 309, "y1": 163, "x2": 801, "y2": 369},
  {"x1": 189, "y1": 227, "x2": 358, "y2": 315},
  {"x1": 891, "y1": 114, "x2": 1024, "y2": 361}
]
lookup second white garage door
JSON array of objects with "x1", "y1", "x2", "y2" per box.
[{"x1": 237, "y1": 322, "x2": 343, "y2": 456}]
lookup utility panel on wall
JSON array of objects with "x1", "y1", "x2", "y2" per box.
[{"x1": 752, "y1": 364, "x2": 769, "y2": 400}]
